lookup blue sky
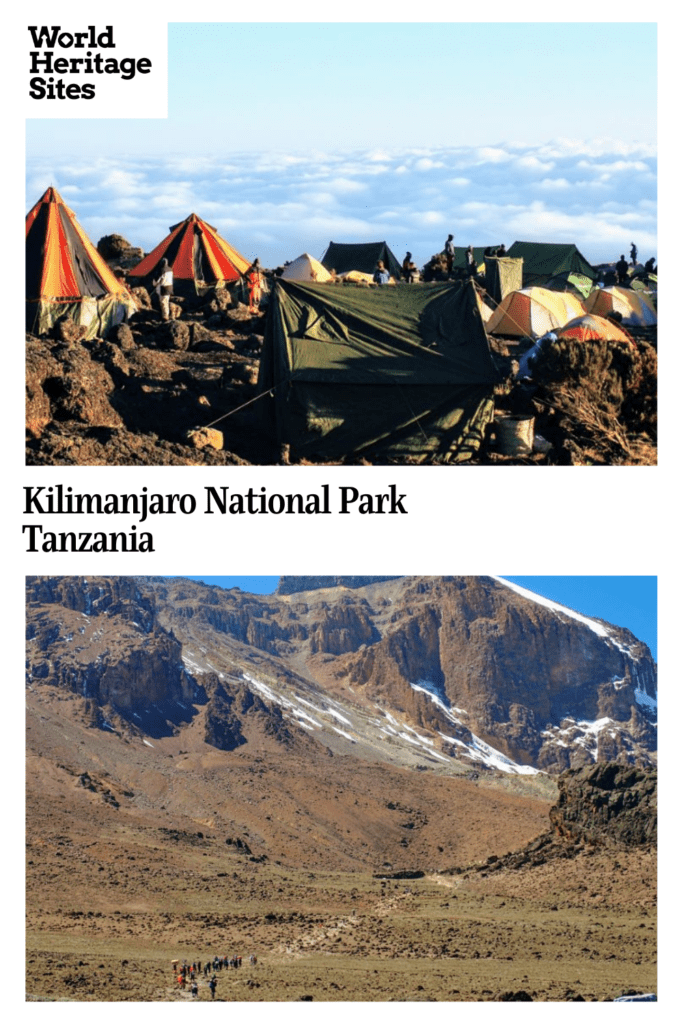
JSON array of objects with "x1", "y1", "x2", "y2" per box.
[
  {"x1": 180, "y1": 576, "x2": 657, "y2": 658},
  {"x1": 25, "y1": 22, "x2": 656, "y2": 269}
]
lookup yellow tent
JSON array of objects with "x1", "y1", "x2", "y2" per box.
[
  {"x1": 487, "y1": 287, "x2": 585, "y2": 338},
  {"x1": 281, "y1": 253, "x2": 333, "y2": 283},
  {"x1": 583, "y1": 287, "x2": 656, "y2": 327}
]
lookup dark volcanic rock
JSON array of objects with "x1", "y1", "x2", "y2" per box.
[
  {"x1": 106, "y1": 323, "x2": 136, "y2": 350},
  {"x1": 155, "y1": 320, "x2": 191, "y2": 351},
  {"x1": 549, "y1": 763, "x2": 657, "y2": 847},
  {"x1": 96, "y1": 234, "x2": 144, "y2": 264},
  {"x1": 26, "y1": 334, "x2": 124, "y2": 436}
]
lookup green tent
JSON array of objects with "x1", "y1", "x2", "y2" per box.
[
  {"x1": 321, "y1": 240, "x2": 402, "y2": 280},
  {"x1": 452, "y1": 246, "x2": 502, "y2": 271},
  {"x1": 258, "y1": 279, "x2": 500, "y2": 463},
  {"x1": 506, "y1": 241, "x2": 596, "y2": 286},
  {"x1": 544, "y1": 271, "x2": 594, "y2": 299}
]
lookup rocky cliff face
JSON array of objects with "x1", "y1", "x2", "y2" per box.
[
  {"x1": 26, "y1": 575, "x2": 657, "y2": 774},
  {"x1": 276, "y1": 576, "x2": 402, "y2": 595}
]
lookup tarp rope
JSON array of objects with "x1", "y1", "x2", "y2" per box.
[{"x1": 202, "y1": 373, "x2": 296, "y2": 429}]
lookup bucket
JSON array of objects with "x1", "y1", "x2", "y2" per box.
[{"x1": 497, "y1": 415, "x2": 535, "y2": 456}]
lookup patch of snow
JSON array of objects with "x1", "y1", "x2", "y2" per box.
[
  {"x1": 323, "y1": 706, "x2": 353, "y2": 726},
  {"x1": 542, "y1": 716, "x2": 617, "y2": 762},
  {"x1": 440, "y1": 729, "x2": 540, "y2": 775},
  {"x1": 332, "y1": 727, "x2": 356, "y2": 743},
  {"x1": 635, "y1": 686, "x2": 657, "y2": 713},
  {"x1": 398, "y1": 731, "x2": 425, "y2": 748},
  {"x1": 427, "y1": 750, "x2": 452, "y2": 764},
  {"x1": 489, "y1": 576, "x2": 610, "y2": 638},
  {"x1": 411, "y1": 684, "x2": 465, "y2": 727},
  {"x1": 413, "y1": 678, "x2": 449, "y2": 706},
  {"x1": 291, "y1": 709, "x2": 322, "y2": 729},
  {"x1": 143, "y1": 739, "x2": 154, "y2": 748}
]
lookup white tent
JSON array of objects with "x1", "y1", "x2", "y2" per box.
[{"x1": 281, "y1": 253, "x2": 333, "y2": 283}]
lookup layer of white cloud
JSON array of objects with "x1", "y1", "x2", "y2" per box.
[{"x1": 27, "y1": 139, "x2": 656, "y2": 269}]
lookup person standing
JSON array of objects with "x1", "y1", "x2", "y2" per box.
[
  {"x1": 208, "y1": 976, "x2": 217, "y2": 999},
  {"x1": 153, "y1": 258, "x2": 174, "y2": 322},
  {"x1": 465, "y1": 245, "x2": 477, "y2": 277},
  {"x1": 444, "y1": 234, "x2": 455, "y2": 274},
  {"x1": 246, "y1": 259, "x2": 263, "y2": 314},
  {"x1": 630, "y1": 242, "x2": 638, "y2": 266},
  {"x1": 616, "y1": 254, "x2": 630, "y2": 285}
]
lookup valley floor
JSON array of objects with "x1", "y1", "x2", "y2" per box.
[{"x1": 26, "y1": 838, "x2": 656, "y2": 1002}]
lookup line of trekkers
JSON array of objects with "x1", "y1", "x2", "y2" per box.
[{"x1": 173, "y1": 954, "x2": 258, "y2": 997}]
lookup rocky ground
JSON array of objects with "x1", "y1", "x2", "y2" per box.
[
  {"x1": 25, "y1": 281, "x2": 657, "y2": 467},
  {"x1": 26, "y1": 677, "x2": 656, "y2": 1002}
]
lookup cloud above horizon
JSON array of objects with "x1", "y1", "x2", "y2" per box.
[{"x1": 26, "y1": 139, "x2": 657, "y2": 269}]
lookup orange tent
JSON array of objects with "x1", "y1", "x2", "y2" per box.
[
  {"x1": 487, "y1": 287, "x2": 585, "y2": 338},
  {"x1": 26, "y1": 187, "x2": 136, "y2": 337},
  {"x1": 128, "y1": 213, "x2": 250, "y2": 296},
  {"x1": 583, "y1": 287, "x2": 656, "y2": 327},
  {"x1": 556, "y1": 314, "x2": 635, "y2": 347}
]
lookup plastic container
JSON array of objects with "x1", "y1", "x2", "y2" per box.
[{"x1": 497, "y1": 415, "x2": 535, "y2": 456}]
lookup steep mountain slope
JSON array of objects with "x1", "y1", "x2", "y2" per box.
[{"x1": 26, "y1": 575, "x2": 657, "y2": 778}]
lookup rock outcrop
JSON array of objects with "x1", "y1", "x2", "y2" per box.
[
  {"x1": 549, "y1": 763, "x2": 657, "y2": 847},
  {"x1": 277, "y1": 576, "x2": 403, "y2": 595}
]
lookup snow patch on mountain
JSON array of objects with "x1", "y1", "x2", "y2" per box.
[
  {"x1": 635, "y1": 684, "x2": 657, "y2": 713},
  {"x1": 490, "y1": 576, "x2": 611, "y2": 637}
]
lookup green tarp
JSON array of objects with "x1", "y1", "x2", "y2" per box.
[
  {"x1": 321, "y1": 241, "x2": 402, "y2": 279},
  {"x1": 484, "y1": 257, "x2": 524, "y2": 303},
  {"x1": 506, "y1": 241, "x2": 596, "y2": 286},
  {"x1": 259, "y1": 279, "x2": 500, "y2": 462}
]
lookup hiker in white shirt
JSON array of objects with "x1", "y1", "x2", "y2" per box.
[{"x1": 154, "y1": 258, "x2": 174, "y2": 321}]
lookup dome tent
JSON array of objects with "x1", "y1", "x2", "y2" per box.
[
  {"x1": 583, "y1": 287, "x2": 656, "y2": 327},
  {"x1": 25, "y1": 186, "x2": 136, "y2": 338},
  {"x1": 486, "y1": 287, "x2": 585, "y2": 338},
  {"x1": 555, "y1": 314, "x2": 635, "y2": 346}
]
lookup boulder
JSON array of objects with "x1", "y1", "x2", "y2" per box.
[
  {"x1": 156, "y1": 320, "x2": 191, "y2": 351},
  {"x1": 185, "y1": 427, "x2": 223, "y2": 451},
  {"x1": 53, "y1": 318, "x2": 87, "y2": 344},
  {"x1": 130, "y1": 286, "x2": 152, "y2": 310},
  {"x1": 107, "y1": 323, "x2": 136, "y2": 351}
]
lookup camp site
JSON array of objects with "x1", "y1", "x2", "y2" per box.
[{"x1": 26, "y1": 188, "x2": 657, "y2": 467}]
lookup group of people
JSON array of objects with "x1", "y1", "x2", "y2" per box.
[
  {"x1": 148, "y1": 258, "x2": 264, "y2": 319},
  {"x1": 374, "y1": 235, "x2": 505, "y2": 287},
  {"x1": 615, "y1": 247, "x2": 657, "y2": 285},
  {"x1": 173, "y1": 954, "x2": 258, "y2": 999}
]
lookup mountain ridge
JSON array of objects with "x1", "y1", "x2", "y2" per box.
[{"x1": 26, "y1": 575, "x2": 656, "y2": 776}]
